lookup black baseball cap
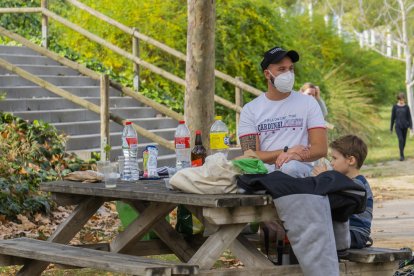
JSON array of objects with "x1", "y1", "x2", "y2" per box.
[{"x1": 260, "y1": 46, "x2": 299, "y2": 71}]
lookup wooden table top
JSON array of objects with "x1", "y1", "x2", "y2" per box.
[{"x1": 40, "y1": 180, "x2": 272, "y2": 208}]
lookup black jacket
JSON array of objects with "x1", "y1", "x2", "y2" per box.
[
  {"x1": 237, "y1": 170, "x2": 367, "y2": 222},
  {"x1": 391, "y1": 104, "x2": 413, "y2": 131}
]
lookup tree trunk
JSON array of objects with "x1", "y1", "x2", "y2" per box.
[
  {"x1": 185, "y1": 0, "x2": 216, "y2": 149},
  {"x1": 398, "y1": 0, "x2": 414, "y2": 124}
]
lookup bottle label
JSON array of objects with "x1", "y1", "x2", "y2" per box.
[
  {"x1": 210, "y1": 132, "x2": 229, "y2": 150},
  {"x1": 126, "y1": 137, "x2": 138, "y2": 149},
  {"x1": 191, "y1": 158, "x2": 203, "y2": 167},
  {"x1": 175, "y1": 137, "x2": 190, "y2": 149}
]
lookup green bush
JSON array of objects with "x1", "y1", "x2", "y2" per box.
[
  {"x1": 0, "y1": 112, "x2": 84, "y2": 219},
  {"x1": 0, "y1": 0, "x2": 406, "y2": 142}
]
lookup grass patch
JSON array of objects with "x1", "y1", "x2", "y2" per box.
[{"x1": 365, "y1": 105, "x2": 414, "y2": 164}]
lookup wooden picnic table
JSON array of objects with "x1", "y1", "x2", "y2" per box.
[{"x1": 0, "y1": 179, "x2": 411, "y2": 275}]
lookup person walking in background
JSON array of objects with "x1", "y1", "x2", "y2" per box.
[
  {"x1": 300, "y1": 82, "x2": 328, "y2": 118},
  {"x1": 390, "y1": 93, "x2": 413, "y2": 161}
]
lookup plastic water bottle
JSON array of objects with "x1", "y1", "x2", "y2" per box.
[
  {"x1": 174, "y1": 120, "x2": 191, "y2": 170},
  {"x1": 209, "y1": 116, "x2": 230, "y2": 158},
  {"x1": 121, "y1": 121, "x2": 139, "y2": 181}
]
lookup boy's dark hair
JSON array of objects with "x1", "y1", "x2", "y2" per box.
[{"x1": 330, "y1": 135, "x2": 368, "y2": 169}]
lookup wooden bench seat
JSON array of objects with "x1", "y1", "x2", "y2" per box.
[
  {"x1": 0, "y1": 238, "x2": 198, "y2": 276},
  {"x1": 341, "y1": 246, "x2": 412, "y2": 263}
]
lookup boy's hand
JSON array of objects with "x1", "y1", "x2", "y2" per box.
[{"x1": 312, "y1": 160, "x2": 328, "y2": 176}]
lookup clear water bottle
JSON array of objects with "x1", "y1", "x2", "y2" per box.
[
  {"x1": 121, "y1": 121, "x2": 139, "y2": 181},
  {"x1": 209, "y1": 116, "x2": 230, "y2": 158},
  {"x1": 174, "y1": 120, "x2": 191, "y2": 170}
]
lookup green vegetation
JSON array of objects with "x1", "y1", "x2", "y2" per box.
[
  {"x1": 0, "y1": 112, "x2": 86, "y2": 219},
  {"x1": 0, "y1": 0, "x2": 405, "y2": 141},
  {"x1": 0, "y1": 1, "x2": 409, "y2": 149}
]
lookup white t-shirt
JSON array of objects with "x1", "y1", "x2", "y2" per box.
[{"x1": 238, "y1": 91, "x2": 325, "y2": 151}]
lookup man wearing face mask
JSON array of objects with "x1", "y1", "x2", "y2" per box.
[
  {"x1": 238, "y1": 46, "x2": 327, "y2": 177},
  {"x1": 238, "y1": 47, "x2": 341, "y2": 276}
]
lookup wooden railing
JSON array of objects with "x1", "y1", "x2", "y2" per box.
[
  {"x1": 0, "y1": 1, "x2": 264, "y2": 145},
  {"x1": 0, "y1": 26, "x2": 176, "y2": 152}
]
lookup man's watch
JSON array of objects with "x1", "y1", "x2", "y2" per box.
[{"x1": 283, "y1": 146, "x2": 289, "y2": 153}]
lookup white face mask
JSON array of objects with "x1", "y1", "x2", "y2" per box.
[{"x1": 268, "y1": 70, "x2": 295, "y2": 93}]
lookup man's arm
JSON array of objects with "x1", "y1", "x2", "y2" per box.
[
  {"x1": 239, "y1": 134, "x2": 283, "y2": 164},
  {"x1": 306, "y1": 128, "x2": 328, "y2": 161},
  {"x1": 275, "y1": 128, "x2": 327, "y2": 168}
]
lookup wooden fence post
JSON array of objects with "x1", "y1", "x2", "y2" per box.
[
  {"x1": 132, "y1": 28, "x2": 140, "y2": 91},
  {"x1": 41, "y1": 0, "x2": 48, "y2": 48},
  {"x1": 100, "y1": 74, "x2": 110, "y2": 161},
  {"x1": 235, "y1": 76, "x2": 243, "y2": 146}
]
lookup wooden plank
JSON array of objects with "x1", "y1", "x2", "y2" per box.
[
  {"x1": 0, "y1": 238, "x2": 172, "y2": 275},
  {"x1": 100, "y1": 74, "x2": 110, "y2": 161},
  {"x1": 0, "y1": 7, "x2": 42, "y2": 13},
  {"x1": 188, "y1": 224, "x2": 246, "y2": 269},
  {"x1": 40, "y1": 181, "x2": 271, "y2": 208},
  {"x1": 341, "y1": 247, "x2": 412, "y2": 263},
  {"x1": 203, "y1": 205, "x2": 279, "y2": 225},
  {"x1": 199, "y1": 265, "x2": 303, "y2": 276},
  {"x1": 110, "y1": 202, "x2": 175, "y2": 253},
  {"x1": 51, "y1": 193, "x2": 88, "y2": 206},
  {"x1": 128, "y1": 201, "x2": 197, "y2": 262},
  {"x1": 228, "y1": 235, "x2": 274, "y2": 268},
  {"x1": 0, "y1": 254, "x2": 27, "y2": 266},
  {"x1": 197, "y1": 261, "x2": 398, "y2": 276},
  {"x1": 16, "y1": 197, "x2": 104, "y2": 276}
]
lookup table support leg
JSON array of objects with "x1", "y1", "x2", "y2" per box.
[
  {"x1": 129, "y1": 201, "x2": 197, "y2": 262},
  {"x1": 17, "y1": 197, "x2": 104, "y2": 276},
  {"x1": 110, "y1": 202, "x2": 175, "y2": 253},
  {"x1": 229, "y1": 234, "x2": 274, "y2": 268},
  {"x1": 188, "y1": 224, "x2": 246, "y2": 269}
]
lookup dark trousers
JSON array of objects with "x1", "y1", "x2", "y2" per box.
[{"x1": 395, "y1": 126, "x2": 408, "y2": 157}]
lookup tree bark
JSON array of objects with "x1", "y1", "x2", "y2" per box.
[
  {"x1": 398, "y1": 0, "x2": 414, "y2": 125},
  {"x1": 185, "y1": 0, "x2": 216, "y2": 148}
]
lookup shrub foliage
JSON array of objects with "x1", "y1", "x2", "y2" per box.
[{"x1": 0, "y1": 112, "x2": 83, "y2": 219}]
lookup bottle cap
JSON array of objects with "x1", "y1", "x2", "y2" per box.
[
  {"x1": 125, "y1": 121, "x2": 132, "y2": 125},
  {"x1": 214, "y1": 116, "x2": 222, "y2": 120},
  {"x1": 179, "y1": 120, "x2": 185, "y2": 124},
  {"x1": 195, "y1": 130, "x2": 201, "y2": 135}
]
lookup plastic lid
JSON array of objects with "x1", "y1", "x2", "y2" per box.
[
  {"x1": 214, "y1": 116, "x2": 222, "y2": 120},
  {"x1": 125, "y1": 121, "x2": 132, "y2": 125},
  {"x1": 195, "y1": 130, "x2": 201, "y2": 135},
  {"x1": 179, "y1": 120, "x2": 185, "y2": 124}
]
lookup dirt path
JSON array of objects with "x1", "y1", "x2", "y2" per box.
[{"x1": 362, "y1": 158, "x2": 414, "y2": 249}]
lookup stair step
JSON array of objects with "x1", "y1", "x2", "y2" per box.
[
  {"x1": 0, "y1": 45, "x2": 43, "y2": 56},
  {"x1": 0, "y1": 75, "x2": 98, "y2": 86},
  {"x1": 52, "y1": 118, "x2": 177, "y2": 135},
  {"x1": 12, "y1": 107, "x2": 158, "y2": 123},
  {"x1": 0, "y1": 54, "x2": 60, "y2": 65},
  {"x1": 65, "y1": 129, "x2": 176, "y2": 150},
  {"x1": 0, "y1": 97, "x2": 144, "y2": 112},
  {"x1": 0, "y1": 64, "x2": 80, "y2": 76},
  {"x1": 0, "y1": 86, "x2": 120, "y2": 98}
]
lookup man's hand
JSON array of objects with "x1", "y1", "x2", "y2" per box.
[
  {"x1": 288, "y1": 145, "x2": 311, "y2": 160},
  {"x1": 275, "y1": 151, "x2": 303, "y2": 169}
]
